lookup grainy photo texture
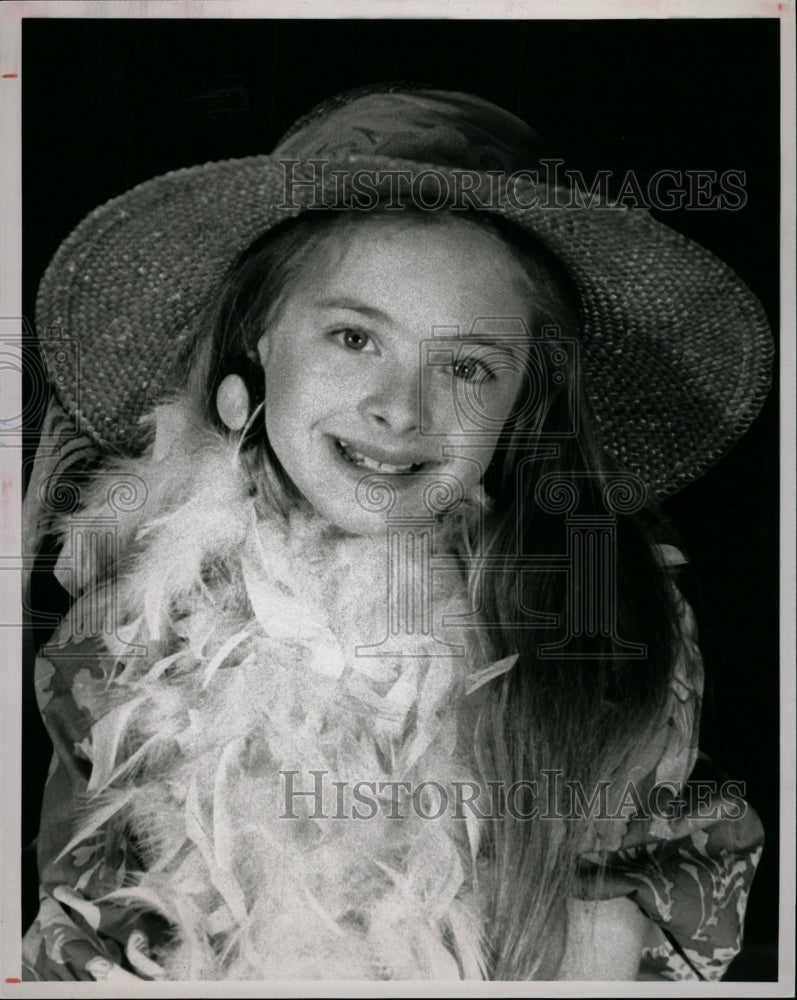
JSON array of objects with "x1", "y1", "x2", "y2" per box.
[{"x1": 17, "y1": 13, "x2": 781, "y2": 987}]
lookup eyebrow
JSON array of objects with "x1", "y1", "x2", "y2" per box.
[{"x1": 314, "y1": 297, "x2": 394, "y2": 324}]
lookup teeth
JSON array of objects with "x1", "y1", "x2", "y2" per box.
[{"x1": 337, "y1": 439, "x2": 418, "y2": 474}]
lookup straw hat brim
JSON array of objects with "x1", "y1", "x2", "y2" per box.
[{"x1": 36, "y1": 152, "x2": 773, "y2": 499}]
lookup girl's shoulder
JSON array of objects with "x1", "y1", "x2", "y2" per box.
[{"x1": 576, "y1": 541, "x2": 764, "y2": 981}]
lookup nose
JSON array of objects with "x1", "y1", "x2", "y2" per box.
[{"x1": 359, "y1": 370, "x2": 421, "y2": 435}]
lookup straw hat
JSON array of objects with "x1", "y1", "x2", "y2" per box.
[{"x1": 36, "y1": 84, "x2": 773, "y2": 499}]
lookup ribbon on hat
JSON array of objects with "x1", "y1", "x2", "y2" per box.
[{"x1": 272, "y1": 88, "x2": 546, "y2": 172}]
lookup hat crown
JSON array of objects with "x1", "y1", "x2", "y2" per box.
[{"x1": 272, "y1": 87, "x2": 546, "y2": 172}]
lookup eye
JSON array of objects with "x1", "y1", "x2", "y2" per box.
[
  {"x1": 452, "y1": 356, "x2": 494, "y2": 382},
  {"x1": 331, "y1": 328, "x2": 377, "y2": 353}
]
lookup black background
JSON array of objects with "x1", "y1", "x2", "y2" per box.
[{"x1": 21, "y1": 17, "x2": 780, "y2": 980}]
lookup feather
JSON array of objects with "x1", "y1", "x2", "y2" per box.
[
  {"x1": 150, "y1": 401, "x2": 191, "y2": 464},
  {"x1": 143, "y1": 578, "x2": 165, "y2": 641},
  {"x1": 144, "y1": 650, "x2": 184, "y2": 683},
  {"x1": 55, "y1": 788, "x2": 138, "y2": 862},
  {"x1": 88, "y1": 731, "x2": 164, "y2": 796},
  {"x1": 447, "y1": 901, "x2": 488, "y2": 979},
  {"x1": 201, "y1": 629, "x2": 250, "y2": 689},
  {"x1": 85, "y1": 695, "x2": 148, "y2": 794},
  {"x1": 303, "y1": 888, "x2": 347, "y2": 938},
  {"x1": 101, "y1": 885, "x2": 176, "y2": 921},
  {"x1": 466, "y1": 653, "x2": 519, "y2": 695},
  {"x1": 403, "y1": 659, "x2": 454, "y2": 770},
  {"x1": 184, "y1": 777, "x2": 248, "y2": 926},
  {"x1": 205, "y1": 903, "x2": 237, "y2": 937},
  {"x1": 212, "y1": 739, "x2": 244, "y2": 875},
  {"x1": 55, "y1": 396, "x2": 489, "y2": 980}
]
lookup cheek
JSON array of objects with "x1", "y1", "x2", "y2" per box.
[
  {"x1": 434, "y1": 374, "x2": 523, "y2": 444},
  {"x1": 261, "y1": 337, "x2": 320, "y2": 432},
  {"x1": 263, "y1": 375, "x2": 290, "y2": 444},
  {"x1": 262, "y1": 351, "x2": 310, "y2": 457}
]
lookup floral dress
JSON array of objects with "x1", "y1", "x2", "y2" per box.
[{"x1": 20, "y1": 401, "x2": 764, "y2": 982}]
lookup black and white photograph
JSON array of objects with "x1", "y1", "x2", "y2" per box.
[{"x1": 1, "y1": 1, "x2": 793, "y2": 992}]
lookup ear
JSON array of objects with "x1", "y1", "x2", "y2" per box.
[
  {"x1": 216, "y1": 373, "x2": 251, "y2": 431},
  {"x1": 254, "y1": 333, "x2": 269, "y2": 365}
]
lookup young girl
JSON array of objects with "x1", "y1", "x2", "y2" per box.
[{"x1": 22, "y1": 85, "x2": 771, "y2": 982}]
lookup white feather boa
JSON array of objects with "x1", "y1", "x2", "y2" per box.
[{"x1": 57, "y1": 401, "x2": 506, "y2": 981}]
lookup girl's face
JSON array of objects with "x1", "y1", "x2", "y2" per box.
[{"x1": 257, "y1": 216, "x2": 535, "y2": 535}]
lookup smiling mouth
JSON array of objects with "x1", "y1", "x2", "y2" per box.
[{"x1": 334, "y1": 439, "x2": 426, "y2": 475}]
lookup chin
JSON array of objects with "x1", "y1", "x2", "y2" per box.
[{"x1": 318, "y1": 506, "x2": 391, "y2": 538}]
